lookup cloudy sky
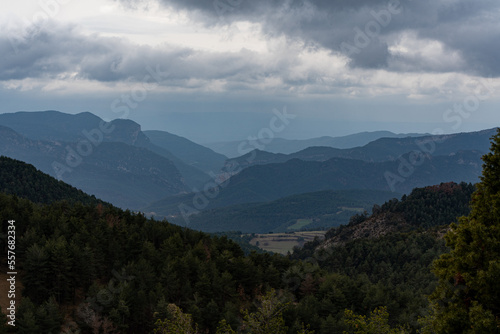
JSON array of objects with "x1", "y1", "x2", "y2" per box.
[{"x1": 1, "y1": 0, "x2": 499, "y2": 143}]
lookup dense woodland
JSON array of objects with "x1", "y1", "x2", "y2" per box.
[
  {"x1": 0, "y1": 156, "x2": 103, "y2": 206},
  {"x1": 0, "y1": 128, "x2": 499, "y2": 333}
]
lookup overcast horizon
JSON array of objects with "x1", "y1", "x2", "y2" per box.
[{"x1": 1, "y1": 0, "x2": 499, "y2": 143}]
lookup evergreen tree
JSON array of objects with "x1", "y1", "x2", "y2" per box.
[
  {"x1": 430, "y1": 128, "x2": 500, "y2": 333},
  {"x1": 343, "y1": 307, "x2": 409, "y2": 334},
  {"x1": 241, "y1": 289, "x2": 289, "y2": 334},
  {"x1": 215, "y1": 319, "x2": 236, "y2": 334},
  {"x1": 153, "y1": 304, "x2": 199, "y2": 334}
]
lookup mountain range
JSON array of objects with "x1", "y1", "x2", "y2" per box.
[
  {"x1": 0, "y1": 110, "x2": 496, "y2": 227},
  {"x1": 0, "y1": 124, "x2": 185, "y2": 209},
  {"x1": 0, "y1": 111, "x2": 227, "y2": 208},
  {"x1": 206, "y1": 131, "x2": 428, "y2": 157},
  {"x1": 145, "y1": 149, "x2": 483, "y2": 220},
  {"x1": 223, "y1": 128, "x2": 496, "y2": 171}
]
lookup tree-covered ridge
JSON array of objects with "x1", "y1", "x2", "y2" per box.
[
  {"x1": 0, "y1": 193, "x2": 294, "y2": 333},
  {"x1": 323, "y1": 182, "x2": 475, "y2": 246},
  {"x1": 288, "y1": 229, "x2": 449, "y2": 331},
  {"x1": 0, "y1": 177, "x2": 449, "y2": 333},
  {"x1": 0, "y1": 156, "x2": 102, "y2": 206},
  {"x1": 376, "y1": 182, "x2": 475, "y2": 228},
  {"x1": 285, "y1": 181, "x2": 478, "y2": 331}
]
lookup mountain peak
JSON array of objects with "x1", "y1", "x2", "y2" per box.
[{"x1": 108, "y1": 118, "x2": 150, "y2": 146}]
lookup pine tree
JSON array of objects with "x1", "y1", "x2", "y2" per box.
[
  {"x1": 429, "y1": 128, "x2": 500, "y2": 333},
  {"x1": 343, "y1": 307, "x2": 409, "y2": 334},
  {"x1": 241, "y1": 289, "x2": 289, "y2": 334},
  {"x1": 153, "y1": 304, "x2": 199, "y2": 334}
]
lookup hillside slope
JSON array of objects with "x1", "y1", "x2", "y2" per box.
[
  {"x1": 320, "y1": 182, "x2": 475, "y2": 247},
  {"x1": 144, "y1": 130, "x2": 227, "y2": 173},
  {"x1": 166, "y1": 189, "x2": 399, "y2": 233},
  {"x1": 0, "y1": 156, "x2": 103, "y2": 205}
]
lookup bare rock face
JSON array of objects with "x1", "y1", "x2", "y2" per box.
[
  {"x1": 106, "y1": 119, "x2": 151, "y2": 147},
  {"x1": 322, "y1": 212, "x2": 409, "y2": 248}
]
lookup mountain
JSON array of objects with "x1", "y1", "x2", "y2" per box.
[
  {"x1": 163, "y1": 189, "x2": 398, "y2": 233},
  {"x1": 0, "y1": 125, "x2": 187, "y2": 209},
  {"x1": 144, "y1": 150, "x2": 483, "y2": 217},
  {"x1": 206, "y1": 131, "x2": 427, "y2": 157},
  {"x1": 144, "y1": 130, "x2": 227, "y2": 173},
  {"x1": 224, "y1": 128, "x2": 497, "y2": 171},
  {"x1": 0, "y1": 155, "x2": 104, "y2": 205},
  {"x1": 0, "y1": 110, "x2": 150, "y2": 147},
  {"x1": 0, "y1": 110, "x2": 104, "y2": 142},
  {"x1": 0, "y1": 111, "x2": 210, "y2": 189}
]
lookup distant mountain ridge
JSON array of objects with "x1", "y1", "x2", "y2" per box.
[
  {"x1": 144, "y1": 130, "x2": 227, "y2": 173},
  {"x1": 145, "y1": 150, "x2": 483, "y2": 218},
  {"x1": 0, "y1": 110, "x2": 213, "y2": 189},
  {"x1": 1, "y1": 110, "x2": 495, "y2": 217},
  {"x1": 206, "y1": 130, "x2": 428, "y2": 157},
  {"x1": 224, "y1": 128, "x2": 497, "y2": 171}
]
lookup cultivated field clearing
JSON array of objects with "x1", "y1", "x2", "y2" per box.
[{"x1": 249, "y1": 231, "x2": 327, "y2": 254}]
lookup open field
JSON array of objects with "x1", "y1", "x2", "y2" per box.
[
  {"x1": 249, "y1": 231, "x2": 327, "y2": 254},
  {"x1": 339, "y1": 207, "x2": 365, "y2": 212},
  {"x1": 286, "y1": 219, "x2": 313, "y2": 231}
]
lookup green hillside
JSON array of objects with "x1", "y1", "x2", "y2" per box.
[
  {"x1": 169, "y1": 189, "x2": 399, "y2": 233},
  {"x1": 0, "y1": 156, "x2": 103, "y2": 205}
]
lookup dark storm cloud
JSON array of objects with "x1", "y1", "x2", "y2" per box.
[
  {"x1": 125, "y1": 0, "x2": 500, "y2": 76},
  {"x1": 0, "y1": 22, "x2": 282, "y2": 87}
]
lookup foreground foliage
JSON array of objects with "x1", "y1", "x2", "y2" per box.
[{"x1": 429, "y1": 129, "x2": 500, "y2": 333}]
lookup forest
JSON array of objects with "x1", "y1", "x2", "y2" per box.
[{"x1": 0, "y1": 130, "x2": 499, "y2": 333}]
